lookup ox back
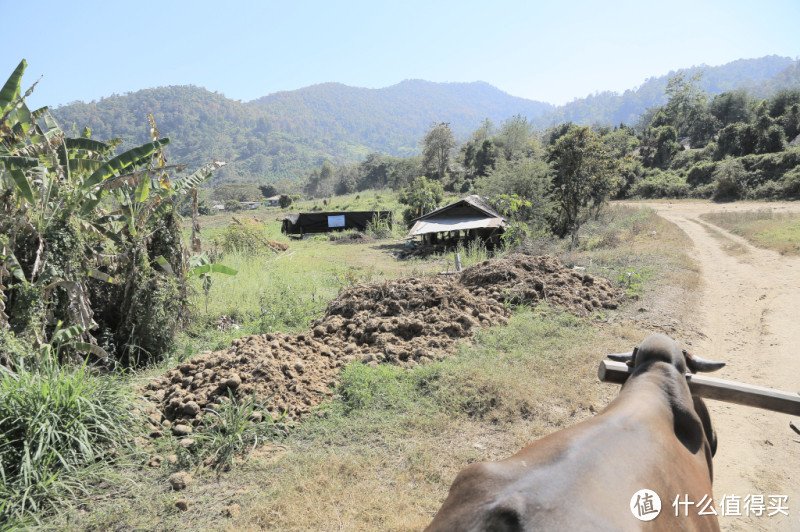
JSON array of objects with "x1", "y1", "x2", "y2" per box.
[{"x1": 426, "y1": 334, "x2": 721, "y2": 531}]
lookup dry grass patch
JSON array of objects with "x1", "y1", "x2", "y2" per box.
[
  {"x1": 700, "y1": 209, "x2": 800, "y2": 255},
  {"x1": 692, "y1": 219, "x2": 749, "y2": 256}
]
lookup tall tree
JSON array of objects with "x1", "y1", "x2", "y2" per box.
[
  {"x1": 422, "y1": 122, "x2": 456, "y2": 180},
  {"x1": 547, "y1": 127, "x2": 619, "y2": 245},
  {"x1": 399, "y1": 176, "x2": 444, "y2": 224},
  {"x1": 663, "y1": 71, "x2": 708, "y2": 136},
  {"x1": 497, "y1": 114, "x2": 533, "y2": 160},
  {"x1": 472, "y1": 118, "x2": 494, "y2": 144}
]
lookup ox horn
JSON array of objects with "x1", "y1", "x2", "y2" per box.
[
  {"x1": 684, "y1": 350, "x2": 726, "y2": 373},
  {"x1": 607, "y1": 350, "x2": 634, "y2": 363}
]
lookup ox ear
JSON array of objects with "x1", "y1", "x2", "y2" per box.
[{"x1": 684, "y1": 350, "x2": 726, "y2": 373}]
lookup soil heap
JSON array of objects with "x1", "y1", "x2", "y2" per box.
[
  {"x1": 460, "y1": 254, "x2": 620, "y2": 314},
  {"x1": 144, "y1": 254, "x2": 622, "y2": 426}
]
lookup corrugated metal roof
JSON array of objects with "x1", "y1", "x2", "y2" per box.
[
  {"x1": 408, "y1": 216, "x2": 507, "y2": 236},
  {"x1": 411, "y1": 194, "x2": 504, "y2": 223}
]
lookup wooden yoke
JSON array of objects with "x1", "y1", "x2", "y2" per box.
[{"x1": 598, "y1": 359, "x2": 800, "y2": 416}]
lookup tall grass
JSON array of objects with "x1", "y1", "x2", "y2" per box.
[
  {"x1": 189, "y1": 391, "x2": 290, "y2": 472},
  {"x1": 0, "y1": 353, "x2": 139, "y2": 525}
]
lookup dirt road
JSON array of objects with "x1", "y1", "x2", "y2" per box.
[{"x1": 636, "y1": 201, "x2": 800, "y2": 531}]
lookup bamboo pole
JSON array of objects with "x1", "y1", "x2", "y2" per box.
[{"x1": 598, "y1": 359, "x2": 800, "y2": 416}]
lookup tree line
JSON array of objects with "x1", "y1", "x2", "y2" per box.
[{"x1": 296, "y1": 73, "x2": 799, "y2": 244}]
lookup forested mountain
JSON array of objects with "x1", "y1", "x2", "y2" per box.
[
  {"x1": 51, "y1": 55, "x2": 798, "y2": 187},
  {"x1": 253, "y1": 80, "x2": 554, "y2": 156},
  {"x1": 52, "y1": 86, "x2": 333, "y2": 185},
  {"x1": 538, "y1": 56, "x2": 796, "y2": 127}
]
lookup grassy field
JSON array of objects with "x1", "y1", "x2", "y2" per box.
[
  {"x1": 700, "y1": 209, "x2": 800, "y2": 255},
  {"x1": 45, "y1": 204, "x2": 698, "y2": 531}
]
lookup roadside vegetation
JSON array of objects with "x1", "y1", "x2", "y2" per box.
[
  {"x1": 43, "y1": 202, "x2": 698, "y2": 531},
  {"x1": 700, "y1": 210, "x2": 800, "y2": 255},
  {"x1": 0, "y1": 54, "x2": 781, "y2": 530}
]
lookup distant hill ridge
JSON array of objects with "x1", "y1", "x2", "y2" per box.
[{"x1": 51, "y1": 55, "x2": 799, "y2": 185}]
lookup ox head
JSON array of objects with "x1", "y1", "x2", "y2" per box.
[
  {"x1": 608, "y1": 334, "x2": 726, "y2": 375},
  {"x1": 609, "y1": 334, "x2": 725, "y2": 466}
]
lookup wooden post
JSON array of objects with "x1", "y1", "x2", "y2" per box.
[
  {"x1": 598, "y1": 359, "x2": 800, "y2": 416},
  {"x1": 455, "y1": 252, "x2": 462, "y2": 272}
]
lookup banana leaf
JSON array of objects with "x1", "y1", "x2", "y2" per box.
[
  {"x1": 0, "y1": 249, "x2": 27, "y2": 283},
  {"x1": 84, "y1": 138, "x2": 170, "y2": 188},
  {"x1": 0, "y1": 155, "x2": 39, "y2": 168},
  {"x1": 40, "y1": 108, "x2": 60, "y2": 134},
  {"x1": 88, "y1": 268, "x2": 118, "y2": 284},
  {"x1": 52, "y1": 324, "x2": 85, "y2": 345},
  {"x1": 64, "y1": 137, "x2": 114, "y2": 155},
  {"x1": 70, "y1": 341, "x2": 109, "y2": 361},
  {"x1": 0, "y1": 59, "x2": 25, "y2": 114},
  {"x1": 173, "y1": 160, "x2": 226, "y2": 192},
  {"x1": 134, "y1": 171, "x2": 150, "y2": 202},
  {"x1": 154, "y1": 255, "x2": 174, "y2": 275},
  {"x1": 8, "y1": 168, "x2": 34, "y2": 205},
  {"x1": 68, "y1": 157, "x2": 104, "y2": 173},
  {"x1": 189, "y1": 263, "x2": 237, "y2": 276}
]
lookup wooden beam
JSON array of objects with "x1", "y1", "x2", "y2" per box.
[{"x1": 598, "y1": 359, "x2": 800, "y2": 416}]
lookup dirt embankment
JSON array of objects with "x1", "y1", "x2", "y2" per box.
[{"x1": 144, "y1": 254, "x2": 622, "y2": 426}]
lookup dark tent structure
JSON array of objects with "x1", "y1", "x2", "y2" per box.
[{"x1": 281, "y1": 211, "x2": 392, "y2": 236}]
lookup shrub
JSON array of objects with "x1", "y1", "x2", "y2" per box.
[
  {"x1": 630, "y1": 170, "x2": 690, "y2": 198},
  {"x1": 214, "y1": 218, "x2": 274, "y2": 255},
  {"x1": 686, "y1": 161, "x2": 716, "y2": 186},
  {"x1": 190, "y1": 391, "x2": 289, "y2": 471},
  {"x1": 278, "y1": 195, "x2": 297, "y2": 209},
  {"x1": 224, "y1": 199, "x2": 243, "y2": 212},
  {"x1": 0, "y1": 354, "x2": 138, "y2": 524},
  {"x1": 712, "y1": 159, "x2": 748, "y2": 200},
  {"x1": 781, "y1": 167, "x2": 800, "y2": 198},
  {"x1": 0, "y1": 330, "x2": 32, "y2": 368},
  {"x1": 365, "y1": 214, "x2": 395, "y2": 239},
  {"x1": 258, "y1": 281, "x2": 324, "y2": 333}
]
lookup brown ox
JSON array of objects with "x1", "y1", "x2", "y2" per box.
[{"x1": 426, "y1": 334, "x2": 725, "y2": 531}]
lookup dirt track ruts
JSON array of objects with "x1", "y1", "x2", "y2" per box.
[{"x1": 639, "y1": 201, "x2": 800, "y2": 532}]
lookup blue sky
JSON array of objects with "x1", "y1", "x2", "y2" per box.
[{"x1": 3, "y1": 0, "x2": 799, "y2": 110}]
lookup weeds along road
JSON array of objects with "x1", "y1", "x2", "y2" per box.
[{"x1": 630, "y1": 201, "x2": 800, "y2": 531}]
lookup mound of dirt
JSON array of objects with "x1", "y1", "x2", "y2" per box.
[
  {"x1": 312, "y1": 276, "x2": 511, "y2": 366},
  {"x1": 460, "y1": 254, "x2": 620, "y2": 314},
  {"x1": 144, "y1": 254, "x2": 621, "y2": 426},
  {"x1": 144, "y1": 332, "x2": 343, "y2": 423}
]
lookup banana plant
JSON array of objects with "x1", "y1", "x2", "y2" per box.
[
  {"x1": 0, "y1": 60, "x2": 227, "y2": 361},
  {"x1": 186, "y1": 253, "x2": 237, "y2": 313}
]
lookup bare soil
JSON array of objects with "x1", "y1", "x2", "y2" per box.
[
  {"x1": 631, "y1": 201, "x2": 800, "y2": 532},
  {"x1": 144, "y1": 254, "x2": 622, "y2": 426}
]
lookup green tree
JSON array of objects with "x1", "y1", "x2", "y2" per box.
[
  {"x1": 497, "y1": 114, "x2": 533, "y2": 160},
  {"x1": 259, "y1": 184, "x2": 278, "y2": 198},
  {"x1": 712, "y1": 158, "x2": 748, "y2": 200},
  {"x1": 399, "y1": 176, "x2": 444, "y2": 225},
  {"x1": 477, "y1": 158, "x2": 551, "y2": 207},
  {"x1": 422, "y1": 122, "x2": 456, "y2": 180},
  {"x1": 547, "y1": 127, "x2": 619, "y2": 245},
  {"x1": 709, "y1": 90, "x2": 752, "y2": 126},
  {"x1": 472, "y1": 118, "x2": 493, "y2": 144},
  {"x1": 278, "y1": 194, "x2": 294, "y2": 208},
  {"x1": 663, "y1": 71, "x2": 708, "y2": 136},
  {"x1": 213, "y1": 182, "x2": 261, "y2": 202}
]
